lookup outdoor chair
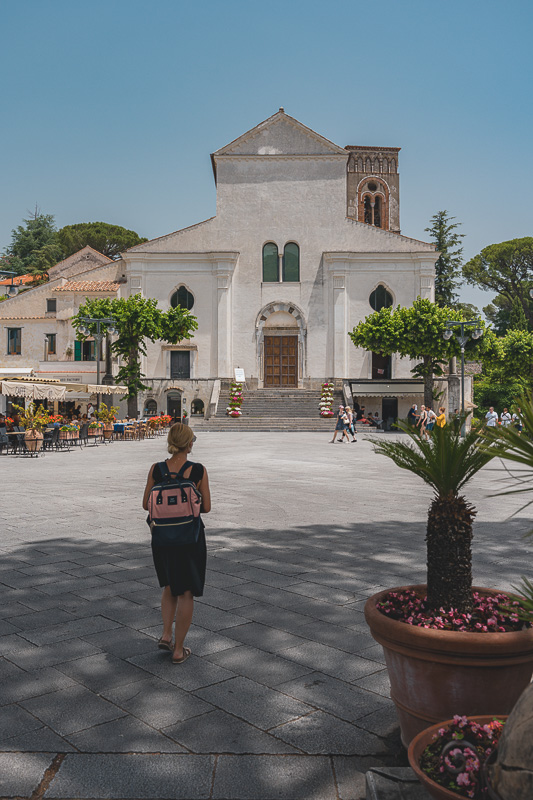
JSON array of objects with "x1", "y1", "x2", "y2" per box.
[
  {"x1": 79, "y1": 422, "x2": 90, "y2": 447},
  {"x1": 0, "y1": 431, "x2": 8, "y2": 455},
  {"x1": 124, "y1": 423, "x2": 136, "y2": 441},
  {"x1": 43, "y1": 428, "x2": 55, "y2": 451}
]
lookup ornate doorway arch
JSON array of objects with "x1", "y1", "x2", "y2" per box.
[{"x1": 255, "y1": 302, "x2": 307, "y2": 387}]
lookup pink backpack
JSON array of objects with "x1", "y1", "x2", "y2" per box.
[{"x1": 148, "y1": 461, "x2": 202, "y2": 546}]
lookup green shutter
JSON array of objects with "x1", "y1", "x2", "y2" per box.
[{"x1": 74, "y1": 341, "x2": 82, "y2": 361}]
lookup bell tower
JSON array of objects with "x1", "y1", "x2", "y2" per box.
[{"x1": 345, "y1": 145, "x2": 400, "y2": 233}]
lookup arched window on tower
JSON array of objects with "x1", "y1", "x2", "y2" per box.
[
  {"x1": 263, "y1": 242, "x2": 279, "y2": 282},
  {"x1": 369, "y1": 284, "x2": 393, "y2": 311},
  {"x1": 282, "y1": 242, "x2": 300, "y2": 282},
  {"x1": 373, "y1": 157, "x2": 380, "y2": 172},
  {"x1": 363, "y1": 196, "x2": 372, "y2": 225},
  {"x1": 357, "y1": 157, "x2": 363, "y2": 171},
  {"x1": 374, "y1": 196, "x2": 382, "y2": 228},
  {"x1": 382, "y1": 157, "x2": 388, "y2": 173},
  {"x1": 365, "y1": 157, "x2": 372, "y2": 172}
]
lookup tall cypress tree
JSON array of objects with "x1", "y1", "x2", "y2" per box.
[
  {"x1": 508, "y1": 296, "x2": 529, "y2": 331},
  {"x1": 425, "y1": 211, "x2": 465, "y2": 307}
]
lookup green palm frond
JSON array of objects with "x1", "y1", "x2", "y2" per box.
[{"x1": 372, "y1": 418, "x2": 499, "y2": 497}]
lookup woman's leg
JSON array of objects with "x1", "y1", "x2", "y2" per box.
[
  {"x1": 161, "y1": 586, "x2": 178, "y2": 643},
  {"x1": 174, "y1": 590, "x2": 194, "y2": 658}
]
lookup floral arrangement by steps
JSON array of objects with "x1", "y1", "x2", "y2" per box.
[
  {"x1": 319, "y1": 381, "x2": 335, "y2": 417},
  {"x1": 226, "y1": 382, "x2": 243, "y2": 417}
]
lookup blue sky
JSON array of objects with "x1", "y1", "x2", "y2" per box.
[{"x1": 1, "y1": 0, "x2": 532, "y2": 310}]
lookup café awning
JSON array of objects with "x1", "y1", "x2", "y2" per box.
[
  {"x1": 0, "y1": 380, "x2": 66, "y2": 401},
  {"x1": 85, "y1": 384, "x2": 128, "y2": 395},
  {"x1": 350, "y1": 381, "x2": 425, "y2": 397}
]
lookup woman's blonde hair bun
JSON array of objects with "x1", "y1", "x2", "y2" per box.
[{"x1": 167, "y1": 423, "x2": 194, "y2": 455}]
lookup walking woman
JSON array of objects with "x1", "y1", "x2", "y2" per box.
[
  {"x1": 417, "y1": 404, "x2": 428, "y2": 440},
  {"x1": 345, "y1": 406, "x2": 357, "y2": 442},
  {"x1": 143, "y1": 423, "x2": 211, "y2": 664},
  {"x1": 330, "y1": 405, "x2": 350, "y2": 443}
]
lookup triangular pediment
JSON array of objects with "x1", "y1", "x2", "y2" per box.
[{"x1": 213, "y1": 110, "x2": 347, "y2": 157}]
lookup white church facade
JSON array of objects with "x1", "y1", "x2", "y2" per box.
[{"x1": 121, "y1": 109, "x2": 438, "y2": 419}]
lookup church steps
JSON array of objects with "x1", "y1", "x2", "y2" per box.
[{"x1": 194, "y1": 386, "x2": 355, "y2": 431}]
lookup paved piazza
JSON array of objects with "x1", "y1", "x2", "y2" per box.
[{"x1": 0, "y1": 432, "x2": 531, "y2": 799}]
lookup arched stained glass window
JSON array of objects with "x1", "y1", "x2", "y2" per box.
[
  {"x1": 369, "y1": 284, "x2": 393, "y2": 311},
  {"x1": 263, "y1": 243, "x2": 279, "y2": 282},
  {"x1": 170, "y1": 286, "x2": 194, "y2": 310},
  {"x1": 282, "y1": 242, "x2": 299, "y2": 282}
]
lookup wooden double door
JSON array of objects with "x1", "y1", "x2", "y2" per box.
[{"x1": 264, "y1": 335, "x2": 298, "y2": 387}]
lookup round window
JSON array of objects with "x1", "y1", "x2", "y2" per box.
[
  {"x1": 369, "y1": 285, "x2": 393, "y2": 311},
  {"x1": 367, "y1": 181, "x2": 378, "y2": 192},
  {"x1": 170, "y1": 286, "x2": 194, "y2": 310}
]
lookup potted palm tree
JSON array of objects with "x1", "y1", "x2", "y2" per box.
[
  {"x1": 12, "y1": 402, "x2": 50, "y2": 452},
  {"x1": 364, "y1": 418, "x2": 533, "y2": 746}
]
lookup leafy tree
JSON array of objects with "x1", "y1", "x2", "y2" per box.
[
  {"x1": 57, "y1": 222, "x2": 148, "y2": 260},
  {"x1": 453, "y1": 302, "x2": 480, "y2": 321},
  {"x1": 3, "y1": 211, "x2": 63, "y2": 276},
  {"x1": 509, "y1": 297, "x2": 528, "y2": 331},
  {"x1": 349, "y1": 298, "x2": 478, "y2": 406},
  {"x1": 483, "y1": 296, "x2": 512, "y2": 336},
  {"x1": 475, "y1": 327, "x2": 533, "y2": 413},
  {"x1": 425, "y1": 211, "x2": 464, "y2": 306},
  {"x1": 72, "y1": 295, "x2": 197, "y2": 417},
  {"x1": 463, "y1": 237, "x2": 533, "y2": 328}
]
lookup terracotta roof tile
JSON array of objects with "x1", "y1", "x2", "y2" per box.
[
  {"x1": 0, "y1": 274, "x2": 36, "y2": 286},
  {"x1": 0, "y1": 315, "x2": 48, "y2": 320},
  {"x1": 53, "y1": 280, "x2": 120, "y2": 293}
]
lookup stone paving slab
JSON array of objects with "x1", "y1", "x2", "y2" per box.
[
  {"x1": 45, "y1": 754, "x2": 215, "y2": 799},
  {"x1": 212, "y1": 755, "x2": 337, "y2": 799},
  {"x1": 0, "y1": 752, "x2": 53, "y2": 797},
  {"x1": 1, "y1": 433, "x2": 532, "y2": 798}
]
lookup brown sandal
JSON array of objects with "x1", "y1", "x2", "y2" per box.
[
  {"x1": 172, "y1": 647, "x2": 191, "y2": 664},
  {"x1": 158, "y1": 637, "x2": 173, "y2": 652}
]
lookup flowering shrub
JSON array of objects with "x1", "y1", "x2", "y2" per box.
[
  {"x1": 319, "y1": 381, "x2": 334, "y2": 417},
  {"x1": 5, "y1": 417, "x2": 14, "y2": 426},
  {"x1": 160, "y1": 414, "x2": 172, "y2": 425},
  {"x1": 419, "y1": 715, "x2": 505, "y2": 798},
  {"x1": 377, "y1": 589, "x2": 530, "y2": 632},
  {"x1": 227, "y1": 382, "x2": 244, "y2": 417}
]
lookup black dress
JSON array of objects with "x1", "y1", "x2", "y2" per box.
[{"x1": 150, "y1": 461, "x2": 207, "y2": 597}]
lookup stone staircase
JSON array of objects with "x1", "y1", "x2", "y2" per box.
[{"x1": 192, "y1": 387, "x2": 346, "y2": 432}]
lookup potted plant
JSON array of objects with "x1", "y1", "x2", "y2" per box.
[
  {"x1": 319, "y1": 381, "x2": 335, "y2": 417},
  {"x1": 364, "y1": 418, "x2": 533, "y2": 745},
  {"x1": 408, "y1": 714, "x2": 506, "y2": 799},
  {"x1": 227, "y1": 382, "x2": 243, "y2": 417},
  {"x1": 88, "y1": 421, "x2": 101, "y2": 437},
  {"x1": 12, "y1": 403, "x2": 50, "y2": 452},
  {"x1": 97, "y1": 402, "x2": 119, "y2": 440}
]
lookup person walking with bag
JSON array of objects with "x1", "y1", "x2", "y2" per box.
[
  {"x1": 345, "y1": 406, "x2": 357, "y2": 442},
  {"x1": 330, "y1": 405, "x2": 350, "y2": 443},
  {"x1": 143, "y1": 423, "x2": 211, "y2": 664}
]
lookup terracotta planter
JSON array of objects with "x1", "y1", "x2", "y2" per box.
[
  {"x1": 103, "y1": 424, "x2": 113, "y2": 440},
  {"x1": 407, "y1": 715, "x2": 507, "y2": 800},
  {"x1": 24, "y1": 430, "x2": 44, "y2": 452},
  {"x1": 365, "y1": 585, "x2": 533, "y2": 746}
]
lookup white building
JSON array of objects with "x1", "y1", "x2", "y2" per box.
[
  {"x1": 0, "y1": 247, "x2": 121, "y2": 414},
  {"x1": 120, "y1": 109, "x2": 438, "y2": 419}
]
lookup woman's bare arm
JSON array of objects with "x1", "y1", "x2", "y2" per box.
[
  {"x1": 142, "y1": 465, "x2": 156, "y2": 510},
  {"x1": 197, "y1": 468, "x2": 211, "y2": 513}
]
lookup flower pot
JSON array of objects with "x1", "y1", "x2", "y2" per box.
[
  {"x1": 408, "y1": 715, "x2": 507, "y2": 800},
  {"x1": 24, "y1": 430, "x2": 44, "y2": 452},
  {"x1": 103, "y1": 424, "x2": 113, "y2": 440},
  {"x1": 365, "y1": 585, "x2": 533, "y2": 746}
]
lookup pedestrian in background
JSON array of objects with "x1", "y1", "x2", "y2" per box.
[
  {"x1": 345, "y1": 406, "x2": 357, "y2": 442},
  {"x1": 501, "y1": 407, "x2": 512, "y2": 427},
  {"x1": 485, "y1": 406, "x2": 499, "y2": 427},
  {"x1": 436, "y1": 407, "x2": 446, "y2": 428}
]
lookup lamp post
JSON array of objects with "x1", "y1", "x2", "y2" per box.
[
  {"x1": 443, "y1": 320, "x2": 483, "y2": 417},
  {"x1": 0, "y1": 270, "x2": 19, "y2": 298},
  {"x1": 77, "y1": 317, "x2": 118, "y2": 408}
]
